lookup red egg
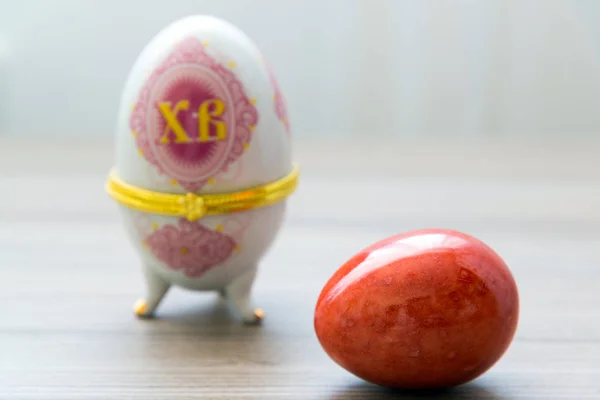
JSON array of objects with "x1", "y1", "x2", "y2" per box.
[{"x1": 314, "y1": 229, "x2": 519, "y2": 389}]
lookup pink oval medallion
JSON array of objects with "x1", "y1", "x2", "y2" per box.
[{"x1": 131, "y1": 37, "x2": 259, "y2": 191}]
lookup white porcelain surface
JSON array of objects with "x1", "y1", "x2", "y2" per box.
[{"x1": 112, "y1": 15, "x2": 293, "y2": 323}]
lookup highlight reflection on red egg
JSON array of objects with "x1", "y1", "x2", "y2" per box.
[{"x1": 314, "y1": 229, "x2": 519, "y2": 389}]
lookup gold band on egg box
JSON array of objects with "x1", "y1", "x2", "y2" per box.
[{"x1": 105, "y1": 164, "x2": 300, "y2": 222}]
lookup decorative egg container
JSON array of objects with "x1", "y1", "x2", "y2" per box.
[{"x1": 105, "y1": 15, "x2": 298, "y2": 324}]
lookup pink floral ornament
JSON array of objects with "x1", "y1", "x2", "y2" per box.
[
  {"x1": 130, "y1": 36, "x2": 259, "y2": 192},
  {"x1": 264, "y1": 60, "x2": 290, "y2": 136},
  {"x1": 144, "y1": 219, "x2": 237, "y2": 278}
]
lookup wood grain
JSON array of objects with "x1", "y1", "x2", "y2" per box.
[{"x1": 1, "y1": 137, "x2": 599, "y2": 399}]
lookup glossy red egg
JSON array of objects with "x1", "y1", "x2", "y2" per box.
[{"x1": 314, "y1": 229, "x2": 519, "y2": 389}]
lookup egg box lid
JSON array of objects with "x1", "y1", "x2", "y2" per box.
[{"x1": 112, "y1": 15, "x2": 293, "y2": 198}]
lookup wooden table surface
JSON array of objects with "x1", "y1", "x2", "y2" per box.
[{"x1": 1, "y1": 137, "x2": 599, "y2": 399}]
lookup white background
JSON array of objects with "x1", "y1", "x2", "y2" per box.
[{"x1": 1, "y1": 0, "x2": 600, "y2": 141}]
